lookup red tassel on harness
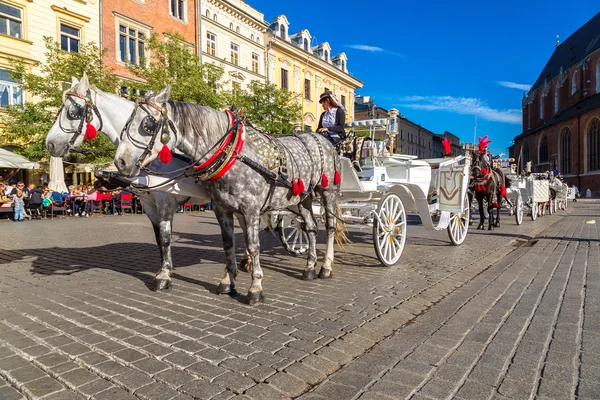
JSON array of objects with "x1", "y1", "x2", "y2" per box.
[
  {"x1": 492, "y1": 202, "x2": 499, "y2": 209},
  {"x1": 334, "y1": 170, "x2": 341, "y2": 185},
  {"x1": 85, "y1": 122, "x2": 97, "y2": 141},
  {"x1": 500, "y1": 185, "x2": 507, "y2": 197},
  {"x1": 297, "y1": 178, "x2": 305, "y2": 193},
  {"x1": 321, "y1": 174, "x2": 329, "y2": 188},
  {"x1": 159, "y1": 144, "x2": 172, "y2": 164},
  {"x1": 482, "y1": 168, "x2": 489, "y2": 176},
  {"x1": 292, "y1": 180, "x2": 300, "y2": 196}
]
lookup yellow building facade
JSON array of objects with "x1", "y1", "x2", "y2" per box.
[
  {"x1": 265, "y1": 15, "x2": 363, "y2": 131},
  {"x1": 1, "y1": 0, "x2": 100, "y2": 144}
]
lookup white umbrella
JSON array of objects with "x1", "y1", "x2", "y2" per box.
[{"x1": 48, "y1": 156, "x2": 68, "y2": 193}]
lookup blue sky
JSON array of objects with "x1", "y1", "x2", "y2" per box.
[{"x1": 246, "y1": 0, "x2": 599, "y2": 155}]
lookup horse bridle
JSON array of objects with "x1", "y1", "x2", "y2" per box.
[
  {"x1": 58, "y1": 89, "x2": 103, "y2": 148},
  {"x1": 121, "y1": 98, "x2": 178, "y2": 169}
]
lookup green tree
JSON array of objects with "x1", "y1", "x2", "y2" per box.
[
  {"x1": 127, "y1": 33, "x2": 226, "y2": 108},
  {"x1": 0, "y1": 37, "x2": 120, "y2": 163},
  {"x1": 230, "y1": 80, "x2": 302, "y2": 134}
]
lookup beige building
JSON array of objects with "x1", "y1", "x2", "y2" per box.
[
  {"x1": 0, "y1": 0, "x2": 100, "y2": 111},
  {"x1": 200, "y1": 0, "x2": 268, "y2": 91},
  {"x1": 265, "y1": 15, "x2": 363, "y2": 131}
]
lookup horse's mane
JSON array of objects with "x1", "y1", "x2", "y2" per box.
[{"x1": 166, "y1": 100, "x2": 229, "y2": 145}]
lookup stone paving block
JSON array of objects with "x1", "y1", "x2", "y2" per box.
[
  {"x1": 78, "y1": 379, "x2": 115, "y2": 397},
  {"x1": 94, "y1": 360, "x2": 130, "y2": 377},
  {"x1": 315, "y1": 347, "x2": 351, "y2": 366},
  {"x1": 244, "y1": 383, "x2": 290, "y2": 400},
  {"x1": 187, "y1": 361, "x2": 228, "y2": 381},
  {"x1": 455, "y1": 380, "x2": 495, "y2": 400},
  {"x1": 213, "y1": 371, "x2": 255, "y2": 394},
  {"x1": 0, "y1": 355, "x2": 31, "y2": 371},
  {"x1": 41, "y1": 390, "x2": 82, "y2": 400},
  {"x1": 162, "y1": 351, "x2": 198, "y2": 368},
  {"x1": 78, "y1": 352, "x2": 109, "y2": 366},
  {"x1": 22, "y1": 376, "x2": 65, "y2": 398},
  {"x1": 219, "y1": 358, "x2": 258, "y2": 374},
  {"x1": 283, "y1": 362, "x2": 325, "y2": 386},
  {"x1": 173, "y1": 340, "x2": 207, "y2": 354},
  {"x1": 0, "y1": 385, "x2": 25, "y2": 400},
  {"x1": 179, "y1": 379, "x2": 224, "y2": 399},
  {"x1": 367, "y1": 380, "x2": 413, "y2": 398},
  {"x1": 94, "y1": 386, "x2": 139, "y2": 400},
  {"x1": 22, "y1": 345, "x2": 51, "y2": 358},
  {"x1": 266, "y1": 371, "x2": 310, "y2": 397},
  {"x1": 111, "y1": 369, "x2": 154, "y2": 392},
  {"x1": 142, "y1": 343, "x2": 173, "y2": 357},
  {"x1": 245, "y1": 365, "x2": 277, "y2": 383},
  {"x1": 537, "y1": 379, "x2": 573, "y2": 399},
  {"x1": 498, "y1": 377, "x2": 536, "y2": 399},
  {"x1": 418, "y1": 377, "x2": 459, "y2": 398},
  {"x1": 577, "y1": 380, "x2": 600, "y2": 398},
  {"x1": 58, "y1": 342, "x2": 91, "y2": 357},
  {"x1": 10, "y1": 365, "x2": 47, "y2": 383},
  {"x1": 132, "y1": 357, "x2": 170, "y2": 376},
  {"x1": 59, "y1": 368, "x2": 98, "y2": 387}
]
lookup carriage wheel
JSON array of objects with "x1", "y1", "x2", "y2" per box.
[
  {"x1": 515, "y1": 194, "x2": 523, "y2": 225},
  {"x1": 447, "y1": 193, "x2": 469, "y2": 246},
  {"x1": 278, "y1": 215, "x2": 309, "y2": 255},
  {"x1": 531, "y1": 202, "x2": 538, "y2": 221},
  {"x1": 373, "y1": 193, "x2": 407, "y2": 267}
]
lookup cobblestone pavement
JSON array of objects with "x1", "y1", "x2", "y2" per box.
[{"x1": 0, "y1": 200, "x2": 590, "y2": 399}]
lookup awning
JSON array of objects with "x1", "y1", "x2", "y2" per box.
[{"x1": 0, "y1": 148, "x2": 39, "y2": 169}]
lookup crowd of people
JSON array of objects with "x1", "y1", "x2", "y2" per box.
[{"x1": 0, "y1": 178, "x2": 136, "y2": 221}]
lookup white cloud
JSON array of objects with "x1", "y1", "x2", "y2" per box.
[
  {"x1": 397, "y1": 95, "x2": 521, "y2": 124},
  {"x1": 345, "y1": 44, "x2": 406, "y2": 58},
  {"x1": 497, "y1": 81, "x2": 531, "y2": 91}
]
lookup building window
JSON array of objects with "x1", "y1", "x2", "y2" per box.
[
  {"x1": 539, "y1": 94, "x2": 544, "y2": 120},
  {"x1": 119, "y1": 25, "x2": 145, "y2": 65},
  {"x1": 251, "y1": 53, "x2": 259, "y2": 74},
  {"x1": 303, "y1": 38, "x2": 308, "y2": 51},
  {"x1": 205, "y1": 9, "x2": 209, "y2": 17},
  {"x1": 279, "y1": 25, "x2": 285, "y2": 39},
  {"x1": 206, "y1": 31, "x2": 216, "y2": 56},
  {"x1": 251, "y1": 34, "x2": 254, "y2": 41},
  {"x1": 256, "y1": 36, "x2": 259, "y2": 44},
  {"x1": 539, "y1": 133, "x2": 548, "y2": 163},
  {"x1": 0, "y1": 2, "x2": 21, "y2": 39},
  {"x1": 60, "y1": 24, "x2": 80, "y2": 53},
  {"x1": 170, "y1": 0, "x2": 185, "y2": 20},
  {"x1": 341, "y1": 95, "x2": 346, "y2": 109},
  {"x1": 341, "y1": 60, "x2": 345, "y2": 71},
  {"x1": 560, "y1": 128, "x2": 571, "y2": 174},
  {"x1": 571, "y1": 71, "x2": 577, "y2": 95},
  {"x1": 324, "y1": 50, "x2": 329, "y2": 61},
  {"x1": 232, "y1": 81, "x2": 240, "y2": 90},
  {"x1": 304, "y1": 78, "x2": 311, "y2": 100},
  {"x1": 554, "y1": 87, "x2": 558, "y2": 113},
  {"x1": 596, "y1": 63, "x2": 600, "y2": 94},
  {"x1": 230, "y1": 42, "x2": 239, "y2": 65},
  {"x1": 236, "y1": 26, "x2": 239, "y2": 34},
  {"x1": 213, "y1": 13, "x2": 217, "y2": 21},
  {"x1": 522, "y1": 141, "x2": 530, "y2": 165},
  {"x1": 281, "y1": 68, "x2": 288, "y2": 90},
  {"x1": 588, "y1": 119, "x2": 600, "y2": 171},
  {"x1": 0, "y1": 69, "x2": 23, "y2": 108},
  {"x1": 229, "y1": 22, "x2": 233, "y2": 30}
]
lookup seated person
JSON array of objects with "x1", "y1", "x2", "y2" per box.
[{"x1": 317, "y1": 90, "x2": 346, "y2": 146}]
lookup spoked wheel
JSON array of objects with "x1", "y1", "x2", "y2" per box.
[
  {"x1": 278, "y1": 215, "x2": 309, "y2": 255},
  {"x1": 447, "y1": 193, "x2": 469, "y2": 245},
  {"x1": 373, "y1": 193, "x2": 407, "y2": 267},
  {"x1": 531, "y1": 202, "x2": 538, "y2": 221},
  {"x1": 515, "y1": 194, "x2": 523, "y2": 225}
]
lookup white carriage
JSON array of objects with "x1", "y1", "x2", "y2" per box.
[
  {"x1": 495, "y1": 159, "x2": 524, "y2": 225},
  {"x1": 509, "y1": 174, "x2": 550, "y2": 221},
  {"x1": 278, "y1": 116, "x2": 470, "y2": 267}
]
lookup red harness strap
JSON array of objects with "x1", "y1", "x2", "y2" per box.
[{"x1": 192, "y1": 110, "x2": 245, "y2": 181}]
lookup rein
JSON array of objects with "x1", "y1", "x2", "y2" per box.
[{"x1": 58, "y1": 90, "x2": 103, "y2": 148}]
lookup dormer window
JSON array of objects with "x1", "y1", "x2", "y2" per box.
[
  {"x1": 341, "y1": 60, "x2": 345, "y2": 70},
  {"x1": 279, "y1": 25, "x2": 285, "y2": 39},
  {"x1": 324, "y1": 50, "x2": 328, "y2": 61},
  {"x1": 303, "y1": 38, "x2": 308, "y2": 51}
]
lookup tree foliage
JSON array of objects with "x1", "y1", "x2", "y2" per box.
[
  {"x1": 127, "y1": 33, "x2": 226, "y2": 108},
  {"x1": 229, "y1": 81, "x2": 302, "y2": 134},
  {"x1": 0, "y1": 37, "x2": 120, "y2": 163}
]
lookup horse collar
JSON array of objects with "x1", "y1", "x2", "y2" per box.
[{"x1": 192, "y1": 110, "x2": 245, "y2": 181}]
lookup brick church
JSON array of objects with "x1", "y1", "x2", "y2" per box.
[{"x1": 511, "y1": 12, "x2": 600, "y2": 193}]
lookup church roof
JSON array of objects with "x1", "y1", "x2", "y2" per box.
[{"x1": 532, "y1": 12, "x2": 600, "y2": 90}]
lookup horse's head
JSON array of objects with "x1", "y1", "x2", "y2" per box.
[
  {"x1": 114, "y1": 85, "x2": 177, "y2": 177},
  {"x1": 46, "y1": 73, "x2": 102, "y2": 157}
]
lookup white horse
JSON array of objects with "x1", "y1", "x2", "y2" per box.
[{"x1": 45, "y1": 73, "x2": 214, "y2": 291}]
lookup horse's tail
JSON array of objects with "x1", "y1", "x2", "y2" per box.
[{"x1": 334, "y1": 203, "x2": 352, "y2": 251}]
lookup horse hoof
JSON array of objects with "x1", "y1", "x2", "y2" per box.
[
  {"x1": 302, "y1": 270, "x2": 317, "y2": 280},
  {"x1": 494, "y1": 223, "x2": 500, "y2": 227},
  {"x1": 217, "y1": 283, "x2": 234, "y2": 294},
  {"x1": 247, "y1": 291, "x2": 265, "y2": 305},
  {"x1": 239, "y1": 259, "x2": 250, "y2": 273},
  {"x1": 477, "y1": 224, "x2": 484, "y2": 230},
  {"x1": 318, "y1": 268, "x2": 332, "y2": 279},
  {"x1": 488, "y1": 226, "x2": 494, "y2": 231},
  {"x1": 151, "y1": 278, "x2": 172, "y2": 291}
]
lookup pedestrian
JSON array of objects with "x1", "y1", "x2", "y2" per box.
[
  {"x1": 12, "y1": 190, "x2": 25, "y2": 222},
  {"x1": 317, "y1": 90, "x2": 346, "y2": 146}
]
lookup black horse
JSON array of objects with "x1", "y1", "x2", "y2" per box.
[{"x1": 470, "y1": 152, "x2": 511, "y2": 230}]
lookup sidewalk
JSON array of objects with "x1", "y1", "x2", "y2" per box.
[{"x1": 301, "y1": 200, "x2": 598, "y2": 400}]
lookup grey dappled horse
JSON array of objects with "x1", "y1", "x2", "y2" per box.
[
  {"x1": 45, "y1": 74, "x2": 233, "y2": 291},
  {"x1": 114, "y1": 85, "x2": 340, "y2": 304}
]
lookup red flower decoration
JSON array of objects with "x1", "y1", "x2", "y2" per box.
[{"x1": 442, "y1": 137, "x2": 452, "y2": 155}]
